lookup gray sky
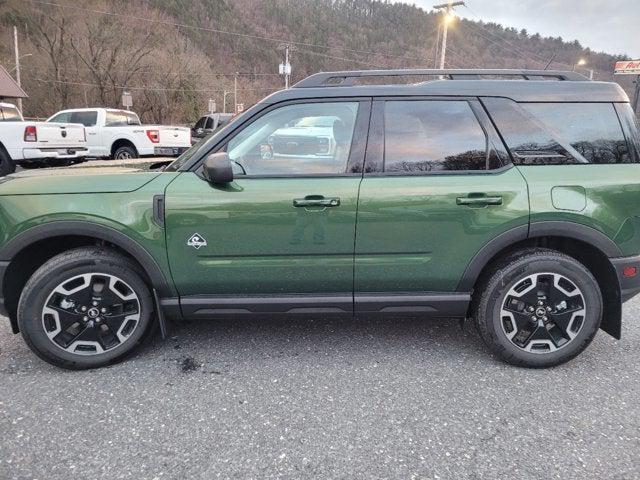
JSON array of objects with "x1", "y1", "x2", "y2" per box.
[{"x1": 394, "y1": 0, "x2": 639, "y2": 57}]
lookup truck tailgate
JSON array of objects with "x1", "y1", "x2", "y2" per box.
[
  {"x1": 159, "y1": 127, "x2": 190, "y2": 147},
  {"x1": 37, "y1": 123, "x2": 85, "y2": 146}
]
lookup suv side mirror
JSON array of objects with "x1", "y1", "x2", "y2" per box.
[{"x1": 203, "y1": 152, "x2": 234, "y2": 184}]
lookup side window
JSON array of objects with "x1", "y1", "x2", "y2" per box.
[
  {"x1": 523, "y1": 103, "x2": 630, "y2": 164},
  {"x1": 226, "y1": 102, "x2": 359, "y2": 176},
  {"x1": 205, "y1": 117, "x2": 215, "y2": 129},
  {"x1": 194, "y1": 117, "x2": 206, "y2": 129},
  {"x1": 70, "y1": 111, "x2": 98, "y2": 127},
  {"x1": 105, "y1": 111, "x2": 127, "y2": 126},
  {"x1": 49, "y1": 112, "x2": 72, "y2": 123},
  {"x1": 383, "y1": 100, "x2": 493, "y2": 173},
  {"x1": 484, "y1": 98, "x2": 633, "y2": 165}
]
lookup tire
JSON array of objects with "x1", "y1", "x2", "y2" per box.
[
  {"x1": 0, "y1": 148, "x2": 16, "y2": 177},
  {"x1": 112, "y1": 145, "x2": 138, "y2": 160},
  {"x1": 17, "y1": 247, "x2": 154, "y2": 370},
  {"x1": 473, "y1": 248, "x2": 602, "y2": 368}
]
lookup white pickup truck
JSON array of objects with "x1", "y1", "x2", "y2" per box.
[
  {"x1": 0, "y1": 102, "x2": 88, "y2": 175},
  {"x1": 47, "y1": 108, "x2": 191, "y2": 160}
]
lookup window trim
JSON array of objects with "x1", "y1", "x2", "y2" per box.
[
  {"x1": 191, "y1": 97, "x2": 372, "y2": 179},
  {"x1": 364, "y1": 96, "x2": 511, "y2": 176}
]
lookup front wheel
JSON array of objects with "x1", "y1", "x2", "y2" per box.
[
  {"x1": 17, "y1": 247, "x2": 154, "y2": 369},
  {"x1": 474, "y1": 248, "x2": 602, "y2": 368}
]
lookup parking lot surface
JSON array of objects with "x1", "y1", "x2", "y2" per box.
[{"x1": 2, "y1": 298, "x2": 640, "y2": 480}]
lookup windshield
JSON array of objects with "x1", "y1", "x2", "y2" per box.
[{"x1": 0, "y1": 106, "x2": 22, "y2": 121}]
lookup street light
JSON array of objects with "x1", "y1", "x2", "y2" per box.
[{"x1": 573, "y1": 58, "x2": 593, "y2": 79}]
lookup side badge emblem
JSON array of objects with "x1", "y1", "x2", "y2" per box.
[{"x1": 187, "y1": 233, "x2": 207, "y2": 250}]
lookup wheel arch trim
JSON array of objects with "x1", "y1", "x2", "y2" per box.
[
  {"x1": 0, "y1": 220, "x2": 173, "y2": 297},
  {"x1": 457, "y1": 221, "x2": 622, "y2": 292}
]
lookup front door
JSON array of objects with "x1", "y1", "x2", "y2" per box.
[
  {"x1": 165, "y1": 99, "x2": 370, "y2": 316},
  {"x1": 354, "y1": 99, "x2": 529, "y2": 309}
]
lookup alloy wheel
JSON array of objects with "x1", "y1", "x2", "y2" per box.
[
  {"x1": 500, "y1": 272, "x2": 586, "y2": 353},
  {"x1": 41, "y1": 273, "x2": 141, "y2": 355}
]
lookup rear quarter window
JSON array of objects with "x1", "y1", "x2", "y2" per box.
[{"x1": 484, "y1": 98, "x2": 633, "y2": 165}]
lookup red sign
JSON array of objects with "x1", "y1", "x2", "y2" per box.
[{"x1": 614, "y1": 60, "x2": 640, "y2": 75}]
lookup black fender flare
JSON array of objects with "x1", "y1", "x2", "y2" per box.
[
  {"x1": 0, "y1": 220, "x2": 173, "y2": 297},
  {"x1": 457, "y1": 221, "x2": 622, "y2": 292}
]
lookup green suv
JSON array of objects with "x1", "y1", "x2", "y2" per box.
[{"x1": 1, "y1": 69, "x2": 639, "y2": 369}]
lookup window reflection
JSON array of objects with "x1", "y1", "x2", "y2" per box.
[
  {"x1": 226, "y1": 102, "x2": 359, "y2": 176},
  {"x1": 384, "y1": 101, "x2": 490, "y2": 172}
]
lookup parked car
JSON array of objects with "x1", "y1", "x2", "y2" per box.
[
  {"x1": 191, "y1": 113, "x2": 234, "y2": 144},
  {"x1": 47, "y1": 108, "x2": 191, "y2": 159},
  {"x1": 1, "y1": 68, "x2": 640, "y2": 370},
  {"x1": 0, "y1": 102, "x2": 87, "y2": 175}
]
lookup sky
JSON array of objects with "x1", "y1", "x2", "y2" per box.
[{"x1": 394, "y1": 0, "x2": 639, "y2": 57}]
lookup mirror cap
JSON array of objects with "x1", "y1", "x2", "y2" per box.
[{"x1": 203, "y1": 152, "x2": 234, "y2": 184}]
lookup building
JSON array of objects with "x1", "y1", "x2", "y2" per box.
[{"x1": 0, "y1": 64, "x2": 27, "y2": 102}]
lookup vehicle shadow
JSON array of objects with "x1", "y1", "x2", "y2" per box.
[{"x1": 139, "y1": 314, "x2": 493, "y2": 369}]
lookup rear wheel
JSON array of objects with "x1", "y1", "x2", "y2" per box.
[
  {"x1": 17, "y1": 247, "x2": 154, "y2": 369},
  {"x1": 474, "y1": 248, "x2": 602, "y2": 368},
  {"x1": 113, "y1": 145, "x2": 138, "y2": 160},
  {"x1": 0, "y1": 148, "x2": 16, "y2": 176}
]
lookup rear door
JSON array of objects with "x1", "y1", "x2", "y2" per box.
[
  {"x1": 354, "y1": 98, "x2": 529, "y2": 312},
  {"x1": 164, "y1": 99, "x2": 370, "y2": 316}
]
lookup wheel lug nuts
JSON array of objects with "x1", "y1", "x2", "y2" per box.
[
  {"x1": 81, "y1": 306, "x2": 87, "y2": 312},
  {"x1": 546, "y1": 306, "x2": 552, "y2": 312},
  {"x1": 531, "y1": 316, "x2": 537, "y2": 322},
  {"x1": 542, "y1": 316, "x2": 548, "y2": 322},
  {"x1": 101, "y1": 308, "x2": 107, "y2": 314},
  {"x1": 92, "y1": 301, "x2": 98, "y2": 306},
  {"x1": 527, "y1": 306, "x2": 534, "y2": 312},
  {"x1": 537, "y1": 300, "x2": 544, "y2": 306},
  {"x1": 83, "y1": 316, "x2": 88, "y2": 321}
]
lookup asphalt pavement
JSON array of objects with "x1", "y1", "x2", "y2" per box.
[{"x1": 1, "y1": 297, "x2": 640, "y2": 479}]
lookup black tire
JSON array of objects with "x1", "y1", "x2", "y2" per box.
[
  {"x1": 17, "y1": 247, "x2": 154, "y2": 370},
  {"x1": 0, "y1": 147, "x2": 16, "y2": 177},
  {"x1": 473, "y1": 248, "x2": 602, "y2": 368},
  {"x1": 112, "y1": 145, "x2": 138, "y2": 160}
]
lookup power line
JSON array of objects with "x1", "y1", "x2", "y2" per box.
[{"x1": 33, "y1": 78, "x2": 279, "y2": 93}]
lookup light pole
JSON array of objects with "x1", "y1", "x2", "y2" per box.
[
  {"x1": 573, "y1": 58, "x2": 593, "y2": 79},
  {"x1": 433, "y1": 2, "x2": 465, "y2": 70}
]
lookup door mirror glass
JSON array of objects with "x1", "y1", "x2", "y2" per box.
[{"x1": 203, "y1": 152, "x2": 234, "y2": 184}]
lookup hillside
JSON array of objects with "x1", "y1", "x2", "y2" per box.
[{"x1": 0, "y1": 0, "x2": 635, "y2": 122}]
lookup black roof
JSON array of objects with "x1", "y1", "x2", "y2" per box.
[{"x1": 257, "y1": 69, "x2": 628, "y2": 105}]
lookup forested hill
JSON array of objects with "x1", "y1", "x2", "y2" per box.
[{"x1": 0, "y1": 0, "x2": 635, "y2": 121}]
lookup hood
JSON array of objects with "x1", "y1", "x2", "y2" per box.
[{"x1": 0, "y1": 167, "x2": 163, "y2": 196}]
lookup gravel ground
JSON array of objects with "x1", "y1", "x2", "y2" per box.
[{"x1": 1, "y1": 298, "x2": 640, "y2": 480}]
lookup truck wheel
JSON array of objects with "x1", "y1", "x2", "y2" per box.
[
  {"x1": 474, "y1": 248, "x2": 602, "y2": 368},
  {"x1": 113, "y1": 145, "x2": 138, "y2": 160},
  {"x1": 17, "y1": 247, "x2": 154, "y2": 369},
  {"x1": 0, "y1": 148, "x2": 16, "y2": 176}
]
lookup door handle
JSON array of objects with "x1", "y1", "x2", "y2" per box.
[
  {"x1": 293, "y1": 196, "x2": 341, "y2": 208},
  {"x1": 456, "y1": 195, "x2": 503, "y2": 206}
]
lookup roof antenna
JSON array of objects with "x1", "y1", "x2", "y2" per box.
[{"x1": 543, "y1": 51, "x2": 558, "y2": 70}]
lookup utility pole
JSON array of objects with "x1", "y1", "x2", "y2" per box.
[
  {"x1": 233, "y1": 72, "x2": 238, "y2": 114},
  {"x1": 223, "y1": 90, "x2": 231, "y2": 114},
  {"x1": 278, "y1": 44, "x2": 292, "y2": 89},
  {"x1": 433, "y1": 2, "x2": 464, "y2": 70},
  {"x1": 13, "y1": 26, "x2": 22, "y2": 113}
]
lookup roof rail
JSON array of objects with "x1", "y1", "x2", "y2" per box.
[{"x1": 293, "y1": 69, "x2": 589, "y2": 88}]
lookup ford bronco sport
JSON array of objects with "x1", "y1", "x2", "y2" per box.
[{"x1": 1, "y1": 69, "x2": 639, "y2": 369}]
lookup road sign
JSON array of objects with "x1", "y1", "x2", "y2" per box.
[
  {"x1": 236, "y1": 103, "x2": 244, "y2": 113},
  {"x1": 279, "y1": 63, "x2": 291, "y2": 75},
  {"x1": 208, "y1": 98, "x2": 216, "y2": 113},
  {"x1": 614, "y1": 60, "x2": 640, "y2": 75},
  {"x1": 121, "y1": 91, "x2": 133, "y2": 108}
]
